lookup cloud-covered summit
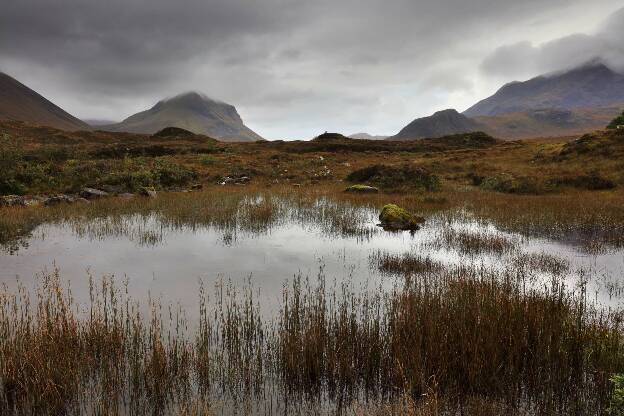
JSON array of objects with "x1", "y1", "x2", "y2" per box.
[{"x1": 481, "y1": 7, "x2": 624, "y2": 81}]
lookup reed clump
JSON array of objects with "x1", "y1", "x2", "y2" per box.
[
  {"x1": 370, "y1": 250, "x2": 442, "y2": 276},
  {"x1": 275, "y1": 267, "x2": 624, "y2": 414},
  {"x1": 428, "y1": 227, "x2": 519, "y2": 256}
]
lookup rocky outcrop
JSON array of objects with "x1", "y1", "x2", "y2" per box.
[{"x1": 80, "y1": 188, "x2": 109, "y2": 199}]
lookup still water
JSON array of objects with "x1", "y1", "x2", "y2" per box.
[{"x1": 1, "y1": 200, "x2": 623, "y2": 316}]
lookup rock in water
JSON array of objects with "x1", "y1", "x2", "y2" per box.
[
  {"x1": 379, "y1": 204, "x2": 425, "y2": 230},
  {"x1": 344, "y1": 185, "x2": 379, "y2": 194}
]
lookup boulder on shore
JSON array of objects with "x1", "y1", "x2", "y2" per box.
[
  {"x1": 379, "y1": 204, "x2": 425, "y2": 231},
  {"x1": 44, "y1": 194, "x2": 77, "y2": 206},
  {"x1": 81, "y1": 188, "x2": 109, "y2": 199},
  {"x1": 344, "y1": 185, "x2": 379, "y2": 194},
  {"x1": 140, "y1": 187, "x2": 157, "y2": 198},
  {"x1": 0, "y1": 195, "x2": 26, "y2": 207}
]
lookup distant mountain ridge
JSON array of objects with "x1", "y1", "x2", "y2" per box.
[
  {"x1": 101, "y1": 92, "x2": 263, "y2": 142},
  {"x1": 391, "y1": 109, "x2": 481, "y2": 140},
  {"x1": 464, "y1": 63, "x2": 624, "y2": 117},
  {"x1": 392, "y1": 63, "x2": 624, "y2": 141},
  {"x1": 0, "y1": 72, "x2": 89, "y2": 131},
  {"x1": 391, "y1": 106, "x2": 621, "y2": 141},
  {"x1": 348, "y1": 133, "x2": 389, "y2": 140}
]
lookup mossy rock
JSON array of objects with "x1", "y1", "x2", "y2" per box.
[
  {"x1": 345, "y1": 184, "x2": 379, "y2": 194},
  {"x1": 379, "y1": 204, "x2": 425, "y2": 231}
]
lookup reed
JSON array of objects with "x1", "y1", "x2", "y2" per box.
[{"x1": 1, "y1": 261, "x2": 622, "y2": 415}]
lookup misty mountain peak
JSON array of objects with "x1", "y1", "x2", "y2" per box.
[
  {"x1": 464, "y1": 62, "x2": 624, "y2": 117},
  {"x1": 100, "y1": 92, "x2": 262, "y2": 142}
]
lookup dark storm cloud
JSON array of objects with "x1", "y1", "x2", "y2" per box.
[
  {"x1": 0, "y1": 0, "x2": 619, "y2": 138},
  {"x1": 481, "y1": 7, "x2": 624, "y2": 80},
  {"x1": 1, "y1": 0, "x2": 303, "y2": 93}
]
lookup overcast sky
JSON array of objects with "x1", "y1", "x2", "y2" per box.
[{"x1": 1, "y1": 1, "x2": 622, "y2": 139}]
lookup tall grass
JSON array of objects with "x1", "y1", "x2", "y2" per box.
[
  {"x1": 1, "y1": 187, "x2": 624, "y2": 414},
  {"x1": 1, "y1": 261, "x2": 623, "y2": 415}
]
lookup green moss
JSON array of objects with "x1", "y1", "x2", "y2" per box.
[
  {"x1": 344, "y1": 184, "x2": 379, "y2": 193},
  {"x1": 379, "y1": 204, "x2": 425, "y2": 230}
]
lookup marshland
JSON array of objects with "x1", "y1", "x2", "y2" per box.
[{"x1": 1, "y1": 123, "x2": 624, "y2": 415}]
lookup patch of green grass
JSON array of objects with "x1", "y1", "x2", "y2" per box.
[{"x1": 199, "y1": 155, "x2": 217, "y2": 166}]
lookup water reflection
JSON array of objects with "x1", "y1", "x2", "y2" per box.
[{"x1": 1, "y1": 199, "x2": 623, "y2": 317}]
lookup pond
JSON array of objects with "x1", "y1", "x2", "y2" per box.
[{"x1": 2, "y1": 194, "x2": 623, "y2": 317}]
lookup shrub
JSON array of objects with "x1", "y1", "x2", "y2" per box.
[
  {"x1": 199, "y1": 155, "x2": 217, "y2": 166},
  {"x1": 153, "y1": 160, "x2": 198, "y2": 187},
  {"x1": 99, "y1": 159, "x2": 197, "y2": 191},
  {"x1": 480, "y1": 173, "x2": 550, "y2": 195},
  {"x1": 552, "y1": 173, "x2": 616, "y2": 191},
  {"x1": 346, "y1": 164, "x2": 440, "y2": 191},
  {"x1": 607, "y1": 111, "x2": 624, "y2": 130},
  {"x1": 0, "y1": 134, "x2": 26, "y2": 195},
  {"x1": 0, "y1": 179, "x2": 27, "y2": 195}
]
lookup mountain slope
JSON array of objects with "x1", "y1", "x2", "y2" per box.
[
  {"x1": 391, "y1": 109, "x2": 482, "y2": 140},
  {"x1": 102, "y1": 92, "x2": 263, "y2": 142},
  {"x1": 474, "y1": 107, "x2": 620, "y2": 139},
  {"x1": 464, "y1": 63, "x2": 624, "y2": 117},
  {"x1": 0, "y1": 72, "x2": 89, "y2": 131}
]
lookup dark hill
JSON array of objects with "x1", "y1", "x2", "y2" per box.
[
  {"x1": 152, "y1": 126, "x2": 197, "y2": 138},
  {"x1": 0, "y1": 72, "x2": 89, "y2": 131},
  {"x1": 391, "y1": 109, "x2": 482, "y2": 140}
]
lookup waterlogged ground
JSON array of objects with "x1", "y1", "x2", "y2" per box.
[{"x1": 2, "y1": 194, "x2": 623, "y2": 316}]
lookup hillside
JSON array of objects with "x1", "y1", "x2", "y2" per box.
[
  {"x1": 101, "y1": 92, "x2": 263, "y2": 142},
  {"x1": 464, "y1": 63, "x2": 624, "y2": 117},
  {"x1": 0, "y1": 72, "x2": 90, "y2": 131},
  {"x1": 391, "y1": 109, "x2": 482, "y2": 140},
  {"x1": 475, "y1": 107, "x2": 620, "y2": 139}
]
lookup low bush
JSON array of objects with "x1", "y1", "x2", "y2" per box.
[
  {"x1": 97, "y1": 159, "x2": 198, "y2": 191},
  {"x1": 552, "y1": 173, "x2": 616, "y2": 191},
  {"x1": 199, "y1": 155, "x2": 217, "y2": 166},
  {"x1": 607, "y1": 111, "x2": 624, "y2": 130},
  {"x1": 0, "y1": 134, "x2": 28, "y2": 195},
  {"x1": 480, "y1": 173, "x2": 550, "y2": 195},
  {"x1": 346, "y1": 164, "x2": 440, "y2": 191}
]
